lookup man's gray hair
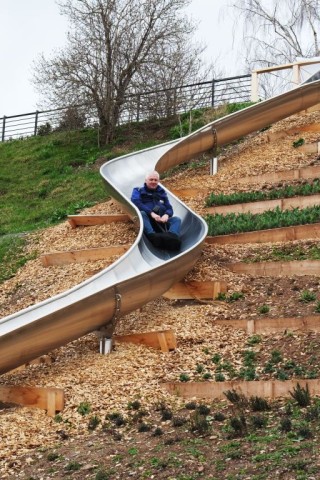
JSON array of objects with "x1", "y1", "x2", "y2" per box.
[{"x1": 145, "y1": 171, "x2": 159, "y2": 180}]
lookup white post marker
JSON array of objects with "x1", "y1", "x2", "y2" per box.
[{"x1": 210, "y1": 157, "x2": 218, "y2": 175}]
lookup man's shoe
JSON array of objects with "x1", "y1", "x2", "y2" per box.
[
  {"x1": 147, "y1": 233, "x2": 162, "y2": 248},
  {"x1": 163, "y1": 232, "x2": 181, "y2": 251}
]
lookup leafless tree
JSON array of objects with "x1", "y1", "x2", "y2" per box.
[
  {"x1": 32, "y1": 0, "x2": 210, "y2": 144},
  {"x1": 230, "y1": 0, "x2": 320, "y2": 96},
  {"x1": 233, "y1": 0, "x2": 320, "y2": 66}
]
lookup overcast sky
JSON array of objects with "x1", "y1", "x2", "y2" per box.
[{"x1": 0, "y1": 0, "x2": 241, "y2": 117}]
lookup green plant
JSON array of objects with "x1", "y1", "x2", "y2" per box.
[
  {"x1": 214, "y1": 412, "x2": 226, "y2": 421},
  {"x1": 315, "y1": 301, "x2": 320, "y2": 313},
  {"x1": 88, "y1": 415, "x2": 101, "y2": 430},
  {"x1": 196, "y1": 363, "x2": 205, "y2": 373},
  {"x1": 179, "y1": 373, "x2": 190, "y2": 382},
  {"x1": 128, "y1": 400, "x2": 141, "y2": 410},
  {"x1": 258, "y1": 304, "x2": 270, "y2": 314},
  {"x1": 47, "y1": 451, "x2": 60, "y2": 461},
  {"x1": 292, "y1": 137, "x2": 305, "y2": 148},
  {"x1": 196, "y1": 404, "x2": 210, "y2": 415},
  {"x1": 251, "y1": 415, "x2": 268, "y2": 429},
  {"x1": 229, "y1": 415, "x2": 247, "y2": 437},
  {"x1": 227, "y1": 291, "x2": 244, "y2": 302},
  {"x1": 212, "y1": 353, "x2": 222, "y2": 364},
  {"x1": 289, "y1": 383, "x2": 311, "y2": 407},
  {"x1": 189, "y1": 411, "x2": 211, "y2": 434},
  {"x1": 215, "y1": 372, "x2": 226, "y2": 382},
  {"x1": 138, "y1": 422, "x2": 152, "y2": 432},
  {"x1": 224, "y1": 389, "x2": 248, "y2": 408},
  {"x1": 242, "y1": 349, "x2": 257, "y2": 366},
  {"x1": 279, "y1": 416, "x2": 292, "y2": 432},
  {"x1": 64, "y1": 460, "x2": 81, "y2": 471},
  {"x1": 95, "y1": 469, "x2": 111, "y2": 480},
  {"x1": 249, "y1": 396, "x2": 270, "y2": 412},
  {"x1": 215, "y1": 292, "x2": 227, "y2": 301},
  {"x1": 172, "y1": 416, "x2": 187, "y2": 427},
  {"x1": 106, "y1": 412, "x2": 126, "y2": 426},
  {"x1": 153, "y1": 427, "x2": 163, "y2": 436},
  {"x1": 185, "y1": 401, "x2": 197, "y2": 410},
  {"x1": 205, "y1": 205, "x2": 320, "y2": 237},
  {"x1": 270, "y1": 350, "x2": 283, "y2": 364},
  {"x1": 246, "y1": 335, "x2": 262, "y2": 346},
  {"x1": 37, "y1": 122, "x2": 52, "y2": 136},
  {"x1": 161, "y1": 408, "x2": 173, "y2": 421},
  {"x1": 77, "y1": 401, "x2": 91, "y2": 416},
  {"x1": 299, "y1": 290, "x2": 316, "y2": 303}
]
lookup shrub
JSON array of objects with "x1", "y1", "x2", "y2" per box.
[
  {"x1": 88, "y1": 415, "x2": 101, "y2": 431},
  {"x1": 189, "y1": 411, "x2": 211, "y2": 434},
  {"x1": 37, "y1": 122, "x2": 52, "y2": 136},
  {"x1": 249, "y1": 396, "x2": 270, "y2": 412},
  {"x1": 289, "y1": 383, "x2": 311, "y2": 407}
]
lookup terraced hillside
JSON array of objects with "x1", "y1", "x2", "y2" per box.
[{"x1": 1, "y1": 107, "x2": 320, "y2": 480}]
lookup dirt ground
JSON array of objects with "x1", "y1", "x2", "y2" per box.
[{"x1": 1, "y1": 109, "x2": 320, "y2": 480}]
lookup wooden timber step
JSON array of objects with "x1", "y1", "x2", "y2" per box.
[
  {"x1": 41, "y1": 244, "x2": 131, "y2": 266},
  {"x1": 214, "y1": 315, "x2": 320, "y2": 334},
  {"x1": 163, "y1": 378, "x2": 320, "y2": 400},
  {"x1": 226, "y1": 259, "x2": 320, "y2": 276},
  {"x1": 237, "y1": 164, "x2": 320, "y2": 186},
  {"x1": 162, "y1": 280, "x2": 227, "y2": 300},
  {"x1": 68, "y1": 214, "x2": 131, "y2": 228},
  {"x1": 298, "y1": 142, "x2": 320, "y2": 155},
  {"x1": 0, "y1": 386, "x2": 64, "y2": 416},
  {"x1": 114, "y1": 330, "x2": 176, "y2": 352},
  {"x1": 205, "y1": 222, "x2": 320, "y2": 245},
  {"x1": 206, "y1": 193, "x2": 320, "y2": 215}
]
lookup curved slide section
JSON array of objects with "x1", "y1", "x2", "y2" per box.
[{"x1": 0, "y1": 80, "x2": 320, "y2": 375}]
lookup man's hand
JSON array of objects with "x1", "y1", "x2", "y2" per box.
[
  {"x1": 150, "y1": 211, "x2": 161, "y2": 221},
  {"x1": 159, "y1": 214, "x2": 169, "y2": 223}
]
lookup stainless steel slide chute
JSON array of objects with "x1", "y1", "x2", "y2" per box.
[{"x1": 0, "y1": 79, "x2": 319, "y2": 375}]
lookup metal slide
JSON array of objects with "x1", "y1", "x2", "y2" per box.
[{"x1": 0, "y1": 80, "x2": 319, "y2": 375}]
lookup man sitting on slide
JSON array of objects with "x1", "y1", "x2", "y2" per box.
[{"x1": 131, "y1": 171, "x2": 181, "y2": 251}]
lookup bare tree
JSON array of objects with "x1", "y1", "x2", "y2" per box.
[
  {"x1": 32, "y1": 0, "x2": 210, "y2": 144},
  {"x1": 232, "y1": 0, "x2": 320, "y2": 68}
]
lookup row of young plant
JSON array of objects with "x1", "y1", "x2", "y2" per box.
[
  {"x1": 179, "y1": 344, "x2": 319, "y2": 383},
  {"x1": 49, "y1": 384, "x2": 320, "y2": 480},
  {"x1": 56, "y1": 383, "x2": 318, "y2": 440},
  {"x1": 205, "y1": 205, "x2": 320, "y2": 236},
  {"x1": 244, "y1": 242, "x2": 320, "y2": 263},
  {"x1": 205, "y1": 178, "x2": 320, "y2": 207}
]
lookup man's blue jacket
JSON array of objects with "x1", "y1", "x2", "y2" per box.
[{"x1": 131, "y1": 184, "x2": 173, "y2": 217}]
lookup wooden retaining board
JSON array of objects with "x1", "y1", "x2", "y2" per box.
[
  {"x1": 227, "y1": 259, "x2": 320, "y2": 276},
  {"x1": 0, "y1": 386, "x2": 64, "y2": 417},
  {"x1": 162, "y1": 281, "x2": 227, "y2": 300},
  {"x1": 206, "y1": 193, "x2": 320, "y2": 215},
  {"x1": 215, "y1": 315, "x2": 320, "y2": 334},
  {"x1": 237, "y1": 164, "x2": 320, "y2": 186},
  {"x1": 41, "y1": 244, "x2": 131, "y2": 266},
  {"x1": 163, "y1": 379, "x2": 320, "y2": 399},
  {"x1": 68, "y1": 214, "x2": 131, "y2": 228},
  {"x1": 114, "y1": 330, "x2": 176, "y2": 352},
  {"x1": 205, "y1": 223, "x2": 320, "y2": 245}
]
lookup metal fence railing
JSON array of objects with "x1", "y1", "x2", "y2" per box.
[{"x1": 0, "y1": 74, "x2": 251, "y2": 141}]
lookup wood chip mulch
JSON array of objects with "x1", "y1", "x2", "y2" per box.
[{"x1": 1, "y1": 108, "x2": 320, "y2": 477}]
